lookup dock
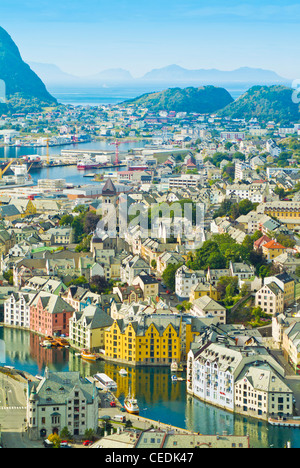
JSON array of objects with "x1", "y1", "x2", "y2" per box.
[{"x1": 268, "y1": 417, "x2": 300, "y2": 427}]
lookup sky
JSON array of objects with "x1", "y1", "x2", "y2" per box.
[{"x1": 0, "y1": 0, "x2": 299, "y2": 79}]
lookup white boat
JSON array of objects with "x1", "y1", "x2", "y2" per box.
[
  {"x1": 171, "y1": 361, "x2": 178, "y2": 372},
  {"x1": 119, "y1": 369, "x2": 128, "y2": 376},
  {"x1": 171, "y1": 374, "x2": 178, "y2": 382},
  {"x1": 93, "y1": 373, "x2": 117, "y2": 391},
  {"x1": 124, "y1": 392, "x2": 139, "y2": 415}
]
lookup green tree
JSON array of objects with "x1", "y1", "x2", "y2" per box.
[
  {"x1": 187, "y1": 240, "x2": 226, "y2": 270},
  {"x1": 162, "y1": 263, "x2": 182, "y2": 291},
  {"x1": 60, "y1": 427, "x2": 71, "y2": 440},
  {"x1": 90, "y1": 275, "x2": 111, "y2": 294},
  {"x1": 59, "y1": 214, "x2": 74, "y2": 226}
]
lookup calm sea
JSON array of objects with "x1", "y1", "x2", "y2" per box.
[{"x1": 47, "y1": 82, "x2": 249, "y2": 106}]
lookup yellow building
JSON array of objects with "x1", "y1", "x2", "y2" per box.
[
  {"x1": 69, "y1": 305, "x2": 114, "y2": 351},
  {"x1": 10, "y1": 199, "x2": 37, "y2": 218},
  {"x1": 189, "y1": 282, "x2": 221, "y2": 303},
  {"x1": 264, "y1": 273, "x2": 295, "y2": 307},
  {"x1": 282, "y1": 321, "x2": 300, "y2": 374},
  {"x1": 262, "y1": 239, "x2": 286, "y2": 260},
  {"x1": 132, "y1": 272, "x2": 159, "y2": 299},
  {"x1": 105, "y1": 314, "x2": 182, "y2": 366},
  {"x1": 263, "y1": 201, "x2": 300, "y2": 219}
]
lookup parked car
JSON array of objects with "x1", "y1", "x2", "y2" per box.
[
  {"x1": 60, "y1": 442, "x2": 72, "y2": 448},
  {"x1": 43, "y1": 439, "x2": 53, "y2": 448},
  {"x1": 83, "y1": 440, "x2": 93, "y2": 446}
]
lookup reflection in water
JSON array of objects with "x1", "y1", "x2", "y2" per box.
[{"x1": 1, "y1": 328, "x2": 300, "y2": 447}]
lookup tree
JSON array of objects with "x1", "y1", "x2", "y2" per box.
[
  {"x1": 48, "y1": 433, "x2": 61, "y2": 448},
  {"x1": 90, "y1": 275, "x2": 111, "y2": 294},
  {"x1": 238, "y1": 199, "x2": 255, "y2": 216},
  {"x1": 251, "y1": 306, "x2": 264, "y2": 321},
  {"x1": 84, "y1": 212, "x2": 101, "y2": 234},
  {"x1": 187, "y1": 240, "x2": 226, "y2": 270},
  {"x1": 162, "y1": 263, "x2": 182, "y2": 291},
  {"x1": 71, "y1": 215, "x2": 85, "y2": 243},
  {"x1": 59, "y1": 214, "x2": 74, "y2": 226},
  {"x1": 217, "y1": 276, "x2": 239, "y2": 299},
  {"x1": 84, "y1": 428, "x2": 96, "y2": 440},
  {"x1": 60, "y1": 427, "x2": 71, "y2": 440},
  {"x1": 181, "y1": 301, "x2": 192, "y2": 310}
]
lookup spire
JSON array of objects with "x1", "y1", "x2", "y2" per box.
[{"x1": 102, "y1": 178, "x2": 117, "y2": 196}]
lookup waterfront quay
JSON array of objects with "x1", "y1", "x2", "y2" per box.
[{"x1": 0, "y1": 366, "x2": 194, "y2": 449}]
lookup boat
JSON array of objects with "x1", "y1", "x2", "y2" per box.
[
  {"x1": 55, "y1": 337, "x2": 70, "y2": 348},
  {"x1": 124, "y1": 391, "x2": 139, "y2": 415},
  {"x1": 77, "y1": 159, "x2": 99, "y2": 170},
  {"x1": 41, "y1": 340, "x2": 53, "y2": 348},
  {"x1": 81, "y1": 350, "x2": 99, "y2": 361},
  {"x1": 93, "y1": 373, "x2": 118, "y2": 391},
  {"x1": 119, "y1": 369, "x2": 128, "y2": 376},
  {"x1": 171, "y1": 374, "x2": 178, "y2": 382},
  {"x1": 171, "y1": 361, "x2": 178, "y2": 372}
]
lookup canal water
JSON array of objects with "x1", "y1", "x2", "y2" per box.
[{"x1": 1, "y1": 327, "x2": 299, "y2": 448}]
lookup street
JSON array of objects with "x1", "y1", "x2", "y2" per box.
[{"x1": 0, "y1": 371, "x2": 41, "y2": 448}]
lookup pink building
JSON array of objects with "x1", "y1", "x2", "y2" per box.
[{"x1": 30, "y1": 291, "x2": 74, "y2": 337}]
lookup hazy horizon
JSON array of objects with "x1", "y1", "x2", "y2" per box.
[{"x1": 0, "y1": 0, "x2": 299, "y2": 80}]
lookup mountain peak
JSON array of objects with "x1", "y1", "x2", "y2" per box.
[{"x1": 0, "y1": 25, "x2": 56, "y2": 108}]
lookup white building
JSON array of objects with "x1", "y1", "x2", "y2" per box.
[
  {"x1": 175, "y1": 265, "x2": 206, "y2": 299},
  {"x1": 120, "y1": 254, "x2": 151, "y2": 285},
  {"x1": 225, "y1": 183, "x2": 267, "y2": 204},
  {"x1": 27, "y1": 367, "x2": 99, "y2": 440},
  {"x1": 266, "y1": 139, "x2": 281, "y2": 158},
  {"x1": 4, "y1": 291, "x2": 36, "y2": 328},
  {"x1": 168, "y1": 174, "x2": 201, "y2": 189},
  {"x1": 187, "y1": 342, "x2": 293, "y2": 420},
  {"x1": 190, "y1": 296, "x2": 226, "y2": 324},
  {"x1": 255, "y1": 282, "x2": 284, "y2": 315}
]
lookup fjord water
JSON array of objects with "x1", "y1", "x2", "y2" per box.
[
  {"x1": 0, "y1": 140, "x2": 146, "y2": 186},
  {"x1": 46, "y1": 82, "x2": 254, "y2": 105},
  {"x1": 1, "y1": 327, "x2": 299, "y2": 448}
]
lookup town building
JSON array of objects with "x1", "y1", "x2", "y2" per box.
[
  {"x1": 29, "y1": 291, "x2": 75, "y2": 336},
  {"x1": 175, "y1": 265, "x2": 206, "y2": 299},
  {"x1": 69, "y1": 304, "x2": 114, "y2": 351},
  {"x1": 255, "y1": 282, "x2": 284, "y2": 315},
  {"x1": 27, "y1": 367, "x2": 99, "y2": 440},
  {"x1": 187, "y1": 342, "x2": 293, "y2": 421},
  {"x1": 4, "y1": 291, "x2": 36, "y2": 328}
]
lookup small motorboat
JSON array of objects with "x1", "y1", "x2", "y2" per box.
[
  {"x1": 81, "y1": 350, "x2": 99, "y2": 361},
  {"x1": 124, "y1": 389, "x2": 139, "y2": 415},
  {"x1": 171, "y1": 361, "x2": 178, "y2": 372},
  {"x1": 119, "y1": 369, "x2": 128, "y2": 376}
]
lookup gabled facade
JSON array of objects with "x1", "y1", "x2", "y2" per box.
[{"x1": 27, "y1": 368, "x2": 98, "y2": 440}]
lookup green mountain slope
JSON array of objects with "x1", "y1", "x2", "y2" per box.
[
  {"x1": 123, "y1": 86, "x2": 234, "y2": 113},
  {"x1": 0, "y1": 26, "x2": 57, "y2": 112},
  {"x1": 218, "y1": 85, "x2": 300, "y2": 123}
]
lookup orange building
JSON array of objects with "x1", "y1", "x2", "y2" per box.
[{"x1": 262, "y1": 239, "x2": 286, "y2": 261}]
